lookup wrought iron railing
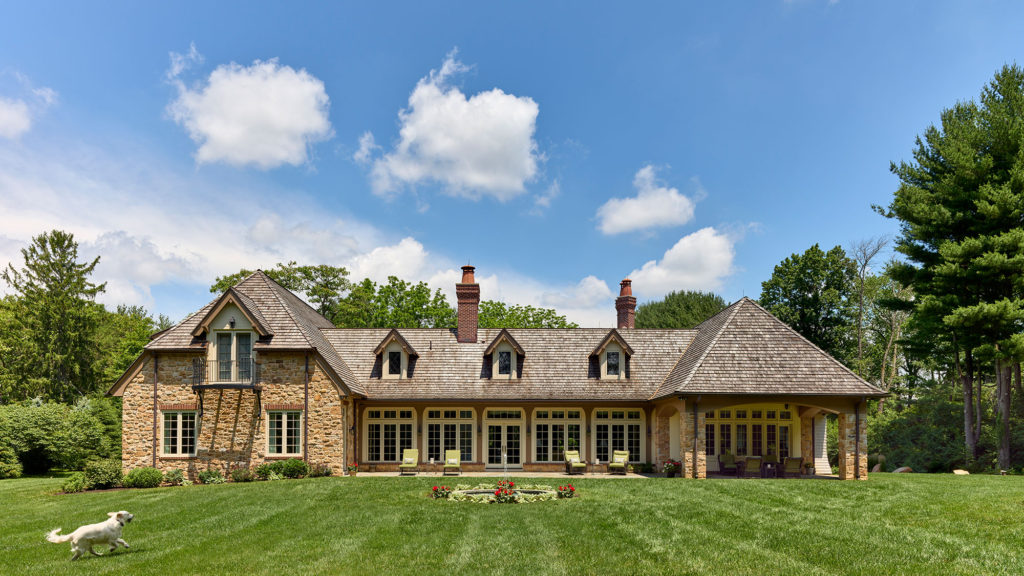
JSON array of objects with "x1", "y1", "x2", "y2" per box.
[{"x1": 191, "y1": 358, "x2": 261, "y2": 385}]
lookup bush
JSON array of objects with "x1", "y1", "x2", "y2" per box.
[
  {"x1": 197, "y1": 469, "x2": 225, "y2": 484},
  {"x1": 0, "y1": 402, "x2": 109, "y2": 473},
  {"x1": 280, "y1": 458, "x2": 310, "y2": 479},
  {"x1": 84, "y1": 459, "x2": 123, "y2": 489},
  {"x1": 62, "y1": 472, "x2": 89, "y2": 493},
  {"x1": 0, "y1": 441, "x2": 23, "y2": 479},
  {"x1": 230, "y1": 467, "x2": 256, "y2": 482},
  {"x1": 255, "y1": 462, "x2": 283, "y2": 480},
  {"x1": 123, "y1": 467, "x2": 163, "y2": 488},
  {"x1": 308, "y1": 462, "x2": 332, "y2": 477},
  {"x1": 163, "y1": 468, "x2": 185, "y2": 486}
]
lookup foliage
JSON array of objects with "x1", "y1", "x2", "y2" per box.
[
  {"x1": 635, "y1": 290, "x2": 727, "y2": 329},
  {"x1": 123, "y1": 467, "x2": 164, "y2": 488},
  {"x1": 478, "y1": 300, "x2": 578, "y2": 329},
  {"x1": 0, "y1": 401, "x2": 109, "y2": 473},
  {"x1": 280, "y1": 458, "x2": 310, "y2": 479},
  {"x1": 255, "y1": 462, "x2": 283, "y2": 480},
  {"x1": 759, "y1": 244, "x2": 857, "y2": 365},
  {"x1": 346, "y1": 461, "x2": 358, "y2": 473},
  {"x1": 211, "y1": 262, "x2": 352, "y2": 320},
  {"x1": 93, "y1": 304, "x2": 167, "y2": 390},
  {"x1": 163, "y1": 469, "x2": 185, "y2": 486},
  {"x1": 0, "y1": 441, "x2": 22, "y2": 479},
  {"x1": 335, "y1": 277, "x2": 456, "y2": 328},
  {"x1": 197, "y1": 469, "x2": 225, "y2": 484},
  {"x1": 493, "y1": 479, "x2": 517, "y2": 503},
  {"x1": 84, "y1": 459, "x2": 123, "y2": 489},
  {"x1": 431, "y1": 485, "x2": 452, "y2": 499},
  {"x1": 662, "y1": 460, "x2": 681, "y2": 474},
  {"x1": 1, "y1": 230, "x2": 106, "y2": 402},
  {"x1": 230, "y1": 467, "x2": 256, "y2": 483},
  {"x1": 308, "y1": 462, "x2": 332, "y2": 477},
  {"x1": 557, "y1": 484, "x2": 576, "y2": 498},
  {"x1": 61, "y1": 472, "x2": 89, "y2": 493},
  {"x1": 868, "y1": 397, "x2": 966, "y2": 473}
]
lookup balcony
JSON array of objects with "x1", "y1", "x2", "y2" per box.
[{"x1": 191, "y1": 358, "x2": 262, "y2": 388}]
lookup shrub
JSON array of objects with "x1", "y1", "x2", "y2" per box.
[
  {"x1": 123, "y1": 467, "x2": 163, "y2": 488},
  {"x1": 308, "y1": 462, "x2": 332, "y2": 477},
  {"x1": 163, "y1": 468, "x2": 185, "y2": 486},
  {"x1": 280, "y1": 458, "x2": 310, "y2": 479},
  {"x1": 62, "y1": 472, "x2": 89, "y2": 493},
  {"x1": 255, "y1": 462, "x2": 284, "y2": 480},
  {"x1": 197, "y1": 469, "x2": 225, "y2": 484},
  {"x1": 0, "y1": 441, "x2": 23, "y2": 479},
  {"x1": 230, "y1": 467, "x2": 256, "y2": 482},
  {"x1": 0, "y1": 402, "x2": 109, "y2": 473},
  {"x1": 266, "y1": 471, "x2": 283, "y2": 481},
  {"x1": 84, "y1": 459, "x2": 123, "y2": 489}
]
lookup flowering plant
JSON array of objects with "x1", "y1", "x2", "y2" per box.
[
  {"x1": 347, "y1": 462, "x2": 359, "y2": 472},
  {"x1": 662, "y1": 460, "x2": 681, "y2": 474},
  {"x1": 557, "y1": 484, "x2": 576, "y2": 499},
  {"x1": 493, "y1": 479, "x2": 517, "y2": 503},
  {"x1": 432, "y1": 485, "x2": 452, "y2": 499}
]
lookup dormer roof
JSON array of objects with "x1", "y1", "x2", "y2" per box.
[
  {"x1": 484, "y1": 328, "x2": 526, "y2": 357},
  {"x1": 190, "y1": 287, "x2": 273, "y2": 338},
  {"x1": 373, "y1": 329, "x2": 419, "y2": 357},
  {"x1": 590, "y1": 329, "x2": 634, "y2": 357}
]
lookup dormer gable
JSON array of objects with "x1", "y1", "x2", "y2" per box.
[
  {"x1": 190, "y1": 288, "x2": 272, "y2": 339},
  {"x1": 485, "y1": 329, "x2": 525, "y2": 380},
  {"x1": 373, "y1": 329, "x2": 418, "y2": 380},
  {"x1": 591, "y1": 329, "x2": 633, "y2": 380}
]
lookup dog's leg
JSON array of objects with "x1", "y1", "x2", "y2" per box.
[
  {"x1": 71, "y1": 549, "x2": 82, "y2": 561},
  {"x1": 116, "y1": 538, "x2": 129, "y2": 549},
  {"x1": 88, "y1": 545, "x2": 102, "y2": 557}
]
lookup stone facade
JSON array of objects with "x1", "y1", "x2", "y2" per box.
[
  {"x1": 680, "y1": 407, "x2": 707, "y2": 479},
  {"x1": 121, "y1": 351, "x2": 347, "y2": 479},
  {"x1": 836, "y1": 409, "x2": 868, "y2": 480}
]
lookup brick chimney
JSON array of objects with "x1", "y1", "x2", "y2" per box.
[
  {"x1": 456, "y1": 265, "x2": 480, "y2": 343},
  {"x1": 616, "y1": 279, "x2": 636, "y2": 329}
]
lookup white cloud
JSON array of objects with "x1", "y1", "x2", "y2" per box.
[
  {"x1": 370, "y1": 50, "x2": 541, "y2": 201},
  {"x1": 0, "y1": 98, "x2": 31, "y2": 139},
  {"x1": 0, "y1": 73, "x2": 57, "y2": 140},
  {"x1": 82, "y1": 232, "x2": 196, "y2": 309},
  {"x1": 167, "y1": 46, "x2": 332, "y2": 169},
  {"x1": 628, "y1": 227, "x2": 736, "y2": 296},
  {"x1": 353, "y1": 131, "x2": 378, "y2": 164},
  {"x1": 531, "y1": 180, "x2": 560, "y2": 215},
  {"x1": 596, "y1": 165, "x2": 697, "y2": 235}
]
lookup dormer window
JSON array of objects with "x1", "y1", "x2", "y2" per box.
[
  {"x1": 374, "y1": 329, "x2": 417, "y2": 380},
  {"x1": 607, "y1": 351, "x2": 620, "y2": 376},
  {"x1": 212, "y1": 330, "x2": 254, "y2": 382},
  {"x1": 498, "y1": 351, "x2": 512, "y2": 375},
  {"x1": 485, "y1": 329, "x2": 525, "y2": 381},
  {"x1": 388, "y1": 351, "x2": 402, "y2": 376},
  {"x1": 592, "y1": 329, "x2": 633, "y2": 381}
]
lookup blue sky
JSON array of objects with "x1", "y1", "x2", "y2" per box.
[{"x1": 1, "y1": 1, "x2": 1022, "y2": 326}]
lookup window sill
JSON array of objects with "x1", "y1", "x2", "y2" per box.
[
  {"x1": 264, "y1": 454, "x2": 303, "y2": 460},
  {"x1": 159, "y1": 455, "x2": 196, "y2": 460}
]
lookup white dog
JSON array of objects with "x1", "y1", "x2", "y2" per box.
[{"x1": 46, "y1": 511, "x2": 133, "y2": 561}]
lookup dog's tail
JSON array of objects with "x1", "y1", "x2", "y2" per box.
[{"x1": 46, "y1": 528, "x2": 71, "y2": 543}]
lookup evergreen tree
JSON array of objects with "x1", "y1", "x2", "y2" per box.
[{"x1": 635, "y1": 290, "x2": 727, "y2": 329}]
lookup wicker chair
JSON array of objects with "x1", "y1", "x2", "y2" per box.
[
  {"x1": 718, "y1": 452, "x2": 738, "y2": 476},
  {"x1": 564, "y1": 450, "x2": 587, "y2": 475}
]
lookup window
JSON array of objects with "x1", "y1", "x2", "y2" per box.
[
  {"x1": 366, "y1": 409, "x2": 414, "y2": 462},
  {"x1": 388, "y1": 351, "x2": 401, "y2": 375},
  {"x1": 751, "y1": 424, "x2": 763, "y2": 456},
  {"x1": 217, "y1": 333, "x2": 232, "y2": 381},
  {"x1": 162, "y1": 411, "x2": 196, "y2": 456},
  {"x1": 779, "y1": 426, "x2": 791, "y2": 458},
  {"x1": 715, "y1": 405, "x2": 795, "y2": 461},
  {"x1": 593, "y1": 408, "x2": 643, "y2": 462},
  {"x1": 719, "y1": 423, "x2": 731, "y2": 455},
  {"x1": 268, "y1": 411, "x2": 302, "y2": 456},
  {"x1": 736, "y1": 424, "x2": 748, "y2": 456},
  {"x1": 426, "y1": 409, "x2": 474, "y2": 462},
  {"x1": 534, "y1": 409, "x2": 582, "y2": 462},
  {"x1": 607, "y1": 351, "x2": 620, "y2": 376},
  {"x1": 706, "y1": 423, "x2": 716, "y2": 456},
  {"x1": 212, "y1": 331, "x2": 255, "y2": 382},
  {"x1": 766, "y1": 424, "x2": 777, "y2": 457},
  {"x1": 498, "y1": 351, "x2": 511, "y2": 375}
]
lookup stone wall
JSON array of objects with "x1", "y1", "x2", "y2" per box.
[
  {"x1": 800, "y1": 413, "x2": 813, "y2": 468},
  {"x1": 680, "y1": 407, "x2": 706, "y2": 479},
  {"x1": 836, "y1": 409, "x2": 868, "y2": 480}
]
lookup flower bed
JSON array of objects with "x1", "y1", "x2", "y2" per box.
[{"x1": 435, "y1": 480, "x2": 577, "y2": 504}]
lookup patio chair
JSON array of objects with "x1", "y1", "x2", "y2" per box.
[
  {"x1": 564, "y1": 450, "x2": 587, "y2": 475},
  {"x1": 743, "y1": 456, "x2": 762, "y2": 478},
  {"x1": 443, "y1": 450, "x2": 461, "y2": 476},
  {"x1": 781, "y1": 457, "x2": 803, "y2": 479},
  {"x1": 608, "y1": 450, "x2": 630, "y2": 475},
  {"x1": 398, "y1": 449, "x2": 418, "y2": 475},
  {"x1": 718, "y1": 452, "x2": 738, "y2": 476}
]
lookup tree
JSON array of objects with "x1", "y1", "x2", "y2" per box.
[
  {"x1": 881, "y1": 65, "x2": 1024, "y2": 468},
  {"x1": 335, "y1": 277, "x2": 456, "y2": 329},
  {"x1": 1, "y1": 231, "x2": 105, "y2": 402},
  {"x1": 478, "y1": 301, "x2": 578, "y2": 329},
  {"x1": 635, "y1": 290, "x2": 727, "y2": 329},
  {"x1": 759, "y1": 244, "x2": 857, "y2": 364},
  {"x1": 211, "y1": 262, "x2": 351, "y2": 320},
  {"x1": 849, "y1": 237, "x2": 888, "y2": 376}
]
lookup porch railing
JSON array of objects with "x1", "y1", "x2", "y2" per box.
[{"x1": 191, "y1": 358, "x2": 261, "y2": 385}]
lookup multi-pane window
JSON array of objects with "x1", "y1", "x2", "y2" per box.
[
  {"x1": 426, "y1": 409, "x2": 474, "y2": 462},
  {"x1": 498, "y1": 351, "x2": 511, "y2": 375},
  {"x1": 607, "y1": 352, "x2": 620, "y2": 376},
  {"x1": 237, "y1": 333, "x2": 252, "y2": 381},
  {"x1": 534, "y1": 409, "x2": 582, "y2": 462},
  {"x1": 594, "y1": 409, "x2": 642, "y2": 462},
  {"x1": 162, "y1": 412, "x2": 196, "y2": 456},
  {"x1": 779, "y1": 426, "x2": 791, "y2": 458},
  {"x1": 268, "y1": 411, "x2": 302, "y2": 455},
  {"x1": 366, "y1": 409, "x2": 414, "y2": 462},
  {"x1": 705, "y1": 423, "x2": 716, "y2": 456},
  {"x1": 217, "y1": 333, "x2": 232, "y2": 381},
  {"x1": 736, "y1": 424, "x2": 748, "y2": 456},
  {"x1": 766, "y1": 424, "x2": 777, "y2": 457},
  {"x1": 710, "y1": 407, "x2": 795, "y2": 460},
  {"x1": 751, "y1": 424, "x2": 763, "y2": 456},
  {"x1": 388, "y1": 351, "x2": 402, "y2": 375},
  {"x1": 720, "y1": 423, "x2": 731, "y2": 455},
  {"x1": 213, "y1": 331, "x2": 255, "y2": 382}
]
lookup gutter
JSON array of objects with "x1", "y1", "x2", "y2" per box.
[{"x1": 152, "y1": 353, "x2": 159, "y2": 467}]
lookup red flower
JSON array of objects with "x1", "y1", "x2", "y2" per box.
[
  {"x1": 433, "y1": 486, "x2": 438, "y2": 491},
  {"x1": 570, "y1": 486, "x2": 575, "y2": 491}
]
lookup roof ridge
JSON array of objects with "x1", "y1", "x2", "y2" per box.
[
  {"x1": 673, "y1": 298, "x2": 746, "y2": 394},
  {"x1": 257, "y1": 271, "x2": 316, "y2": 348},
  {"x1": 739, "y1": 297, "x2": 886, "y2": 394}
]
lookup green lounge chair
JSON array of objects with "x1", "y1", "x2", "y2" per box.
[
  {"x1": 398, "y1": 449, "x2": 418, "y2": 475},
  {"x1": 564, "y1": 450, "x2": 587, "y2": 475},
  {"x1": 443, "y1": 450, "x2": 461, "y2": 476},
  {"x1": 743, "y1": 456, "x2": 762, "y2": 478},
  {"x1": 608, "y1": 450, "x2": 630, "y2": 475},
  {"x1": 781, "y1": 457, "x2": 803, "y2": 479},
  {"x1": 718, "y1": 452, "x2": 738, "y2": 476}
]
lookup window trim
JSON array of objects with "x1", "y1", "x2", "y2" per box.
[
  {"x1": 381, "y1": 342, "x2": 408, "y2": 380},
  {"x1": 423, "y1": 407, "x2": 475, "y2": 463},
  {"x1": 532, "y1": 408, "x2": 584, "y2": 463},
  {"x1": 599, "y1": 342, "x2": 627, "y2": 380},
  {"x1": 160, "y1": 410, "x2": 197, "y2": 458},
  {"x1": 591, "y1": 407, "x2": 645, "y2": 462},
  {"x1": 267, "y1": 410, "x2": 303, "y2": 457},
  {"x1": 491, "y1": 342, "x2": 517, "y2": 380},
  {"x1": 363, "y1": 407, "x2": 416, "y2": 462},
  {"x1": 210, "y1": 329, "x2": 256, "y2": 383}
]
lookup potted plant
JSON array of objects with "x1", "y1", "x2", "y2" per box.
[
  {"x1": 347, "y1": 462, "x2": 359, "y2": 476},
  {"x1": 803, "y1": 462, "x2": 814, "y2": 476},
  {"x1": 662, "y1": 460, "x2": 681, "y2": 477}
]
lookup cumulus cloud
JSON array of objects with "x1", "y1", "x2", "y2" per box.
[
  {"x1": 530, "y1": 180, "x2": 560, "y2": 215},
  {"x1": 167, "y1": 45, "x2": 333, "y2": 169},
  {"x1": 353, "y1": 131, "x2": 378, "y2": 164},
  {"x1": 81, "y1": 232, "x2": 196, "y2": 309},
  {"x1": 0, "y1": 72, "x2": 57, "y2": 139},
  {"x1": 369, "y1": 50, "x2": 541, "y2": 201},
  {"x1": 628, "y1": 227, "x2": 736, "y2": 296},
  {"x1": 596, "y1": 165, "x2": 697, "y2": 235}
]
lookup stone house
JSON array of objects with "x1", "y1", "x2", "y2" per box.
[{"x1": 109, "y1": 266, "x2": 883, "y2": 479}]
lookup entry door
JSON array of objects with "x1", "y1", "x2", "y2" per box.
[{"x1": 487, "y1": 424, "x2": 522, "y2": 466}]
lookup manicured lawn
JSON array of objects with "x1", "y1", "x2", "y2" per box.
[{"x1": 2, "y1": 474, "x2": 1022, "y2": 575}]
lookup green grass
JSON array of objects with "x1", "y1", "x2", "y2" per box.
[{"x1": 2, "y1": 474, "x2": 1023, "y2": 575}]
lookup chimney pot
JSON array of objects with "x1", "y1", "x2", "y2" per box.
[
  {"x1": 461, "y1": 265, "x2": 475, "y2": 284},
  {"x1": 615, "y1": 278, "x2": 636, "y2": 329}
]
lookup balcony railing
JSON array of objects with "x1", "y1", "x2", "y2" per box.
[{"x1": 191, "y1": 358, "x2": 261, "y2": 386}]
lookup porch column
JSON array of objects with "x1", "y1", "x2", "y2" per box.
[
  {"x1": 800, "y1": 413, "x2": 813, "y2": 467},
  {"x1": 655, "y1": 412, "x2": 671, "y2": 465},
  {"x1": 680, "y1": 404, "x2": 707, "y2": 479},
  {"x1": 344, "y1": 400, "x2": 356, "y2": 475},
  {"x1": 837, "y1": 408, "x2": 867, "y2": 480}
]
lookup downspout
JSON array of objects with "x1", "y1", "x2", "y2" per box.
[
  {"x1": 854, "y1": 400, "x2": 861, "y2": 479},
  {"x1": 304, "y1": 354, "x2": 310, "y2": 462},
  {"x1": 152, "y1": 353, "x2": 159, "y2": 467},
  {"x1": 810, "y1": 416, "x2": 815, "y2": 471},
  {"x1": 692, "y1": 396, "x2": 700, "y2": 479}
]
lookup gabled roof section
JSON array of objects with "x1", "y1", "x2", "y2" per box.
[
  {"x1": 190, "y1": 287, "x2": 273, "y2": 338},
  {"x1": 590, "y1": 329, "x2": 635, "y2": 357},
  {"x1": 484, "y1": 328, "x2": 525, "y2": 356},
  {"x1": 373, "y1": 329, "x2": 419, "y2": 357},
  {"x1": 654, "y1": 297, "x2": 886, "y2": 399}
]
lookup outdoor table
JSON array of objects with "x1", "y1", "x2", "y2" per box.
[{"x1": 761, "y1": 462, "x2": 777, "y2": 478}]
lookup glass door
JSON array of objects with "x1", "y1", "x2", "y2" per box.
[{"x1": 486, "y1": 424, "x2": 522, "y2": 467}]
